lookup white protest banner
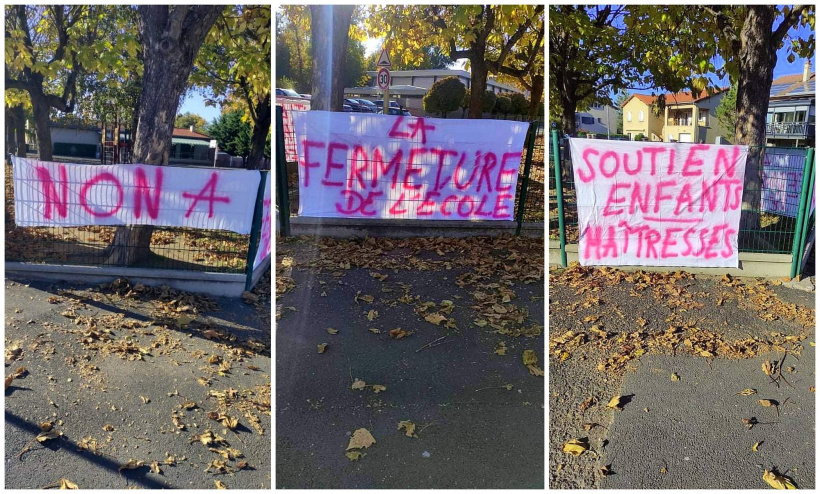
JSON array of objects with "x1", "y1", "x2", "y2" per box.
[
  {"x1": 12, "y1": 157, "x2": 260, "y2": 234},
  {"x1": 252, "y1": 173, "x2": 272, "y2": 269},
  {"x1": 760, "y1": 148, "x2": 806, "y2": 218},
  {"x1": 291, "y1": 111, "x2": 528, "y2": 220},
  {"x1": 277, "y1": 97, "x2": 310, "y2": 162},
  {"x1": 569, "y1": 139, "x2": 748, "y2": 268}
]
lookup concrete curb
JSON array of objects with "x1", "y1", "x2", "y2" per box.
[
  {"x1": 5, "y1": 262, "x2": 248, "y2": 297},
  {"x1": 289, "y1": 216, "x2": 544, "y2": 238},
  {"x1": 548, "y1": 240, "x2": 794, "y2": 278}
]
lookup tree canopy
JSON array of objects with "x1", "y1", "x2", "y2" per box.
[
  {"x1": 175, "y1": 112, "x2": 208, "y2": 133},
  {"x1": 423, "y1": 76, "x2": 466, "y2": 116}
]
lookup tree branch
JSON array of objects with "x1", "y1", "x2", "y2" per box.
[{"x1": 773, "y1": 5, "x2": 809, "y2": 42}]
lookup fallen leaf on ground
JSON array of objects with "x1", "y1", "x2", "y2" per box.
[
  {"x1": 214, "y1": 480, "x2": 228, "y2": 489},
  {"x1": 372, "y1": 384, "x2": 386, "y2": 393},
  {"x1": 759, "y1": 399, "x2": 776, "y2": 407},
  {"x1": 351, "y1": 379, "x2": 367, "y2": 390},
  {"x1": 495, "y1": 341, "x2": 507, "y2": 356},
  {"x1": 522, "y1": 350, "x2": 544, "y2": 376},
  {"x1": 42, "y1": 478, "x2": 78, "y2": 490},
  {"x1": 103, "y1": 424, "x2": 115, "y2": 432},
  {"x1": 762, "y1": 360, "x2": 775, "y2": 376},
  {"x1": 600, "y1": 464, "x2": 612, "y2": 476},
  {"x1": 671, "y1": 373, "x2": 679, "y2": 382},
  {"x1": 474, "y1": 320, "x2": 488, "y2": 327},
  {"x1": 661, "y1": 467, "x2": 667, "y2": 474},
  {"x1": 562, "y1": 438, "x2": 589, "y2": 456},
  {"x1": 580, "y1": 396, "x2": 595, "y2": 412},
  {"x1": 368, "y1": 328, "x2": 380, "y2": 334},
  {"x1": 398, "y1": 420, "x2": 417, "y2": 438},
  {"x1": 606, "y1": 395, "x2": 625, "y2": 411},
  {"x1": 326, "y1": 328, "x2": 339, "y2": 335},
  {"x1": 389, "y1": 328, "x2": 413, "y2": 339},
  {"x1": 150, "y1": 461, "x2": 162, "y2": 474},
  {"x1": 424, "y1": 313, "x2": 447, "y2": 325},
  {"x1": 763, "y1": 469, "x2": 797, "y2": 489},
  {"x1": 346, "y1": 428, "x2": 376, "y2": 450},
  {"x1": 752, "y1": 441, "x2": 762, "y2": 452},
  {"x1": 736, "y1": 388, "x2": 757, "y2": 396},
  {"x1": 118, "y1": 459, "x2": 144, "y2": 472},
  {"x1": 317, "y1": 344, "x2": 327, "y2": 354},
  {"x1": 346, "y1": 450, "x2": 365, "y2": 461},
  {"x1": 367, "y1": 310, "x2": 379, "y2": 321},
  {"x1": 140, "y1": 396, "x2": 150, "y2": 404}
]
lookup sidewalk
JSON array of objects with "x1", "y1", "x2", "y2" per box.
[
  {"x1": 549, "y1": 265, "x2": 815, "y2": 489},
  {"x1": 276, "y1": 235, "x2": 544, "y2": 488},
  {"x1": 5, "y1": 276, "x2": 271, "y2": 489}
]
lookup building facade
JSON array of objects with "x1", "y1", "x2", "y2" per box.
[
  {"x1": 622, "y1": 88, "x2": 728, "y2": 143},
  {"x1": 765, "y1": 63, "x2": 815, "y2": 148},
  {"x1": 575, "y1": 103, "x2": 619, "y2": 135}
]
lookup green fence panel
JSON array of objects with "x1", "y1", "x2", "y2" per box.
[{"x1": 275, "y1": 106, "x2": 291, "y2": 237}]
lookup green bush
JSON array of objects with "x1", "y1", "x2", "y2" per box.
[
  {"x1": 423, "y1": 76, "x2": 467, "y2": 117},
  {"x1": 494, "y1": 95, "x2": 512, "y2": 115},
  {"x1": 634, "y1": 133, "x2": 645, "y2": 141},
  {"x1": 482, "y1": 90, "x2": 497, "y2": 113},
  {"x1": 510, "y1": 93, "x2": 528, "y2": 115}
]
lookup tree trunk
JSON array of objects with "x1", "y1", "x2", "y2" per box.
[
  {"x1": 528, "y1": 74, "x2": 544, "y2": 120},
  {"x1": 560, "y1": 90, "x2": 578, "y2": 136},
  {"x1": 309, "y1": 5, "x2": 354, "y2": 112},
  {"x1": 106, "y1": 6, "x2": 223, "y2": 266},
  {"x1": 247, "y1": 92, "x2": 271, "y2": 170},
  {"x1": 31, "y1": 91, "x2": 54, "y2": 161},
  {"x1": 735, "y1": 6, "x2": 777, "y2": 240},
  {"x1": 468, "y1": 60, "x2": 488, "y2": 119},
  {"x1": 13, "y1": 106, "x2": 26, "y2": 157}
]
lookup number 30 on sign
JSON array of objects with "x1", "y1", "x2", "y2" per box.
[{"x1": 377, "y1": 67, "x2": 390, "y2": 90}]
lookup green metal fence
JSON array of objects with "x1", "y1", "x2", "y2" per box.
[
  {"x1": 275, "y1": 108, "x2": 544, "y2": 236},
  {"x1": 5, "y1": 162, "x2": 270, "y2": 284},
  {"x1": 548, "y1": 129, "x2": 816, "y2": 276}
]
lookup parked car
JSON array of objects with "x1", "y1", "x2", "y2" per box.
[
  {"x1": 343, "y1": 104, "x2": 352, "y2": 112},
  {"x1": 377, "y1": 107, "x2": 412, "y2": 116},
  {"x1": 344, "y1": 98, "x2": 366, "y2": 112},
  {"x1": 299, "y1": 94, "x2": 311, "y2": 100},
  {"x1": 276, "y1": 88, "x2": 302, "y2": 98},
  {"x1": 355, "y1": 99, "x2": 378, "y2": 112},
  {"x1": 373, "y1": 100, "x2": 401, "y2": 109}
]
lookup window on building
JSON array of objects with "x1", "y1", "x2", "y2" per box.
[
  {"x1": 627, "y1": 110, "x2": 632, "y2": 122},
  {"x1": 699, "y1": 109, "x2": 708, "y2": 125},
  {"x1": 581, "y1": 116, "x2": 595, "y2": 125},
  {"x1": 639, "y1": 110, "x2": 644, "y2": 122},
  {"x1": 597, "y1": 118, "x2": 602, "y2": 123},
  {"x1": 795, "y1": 110, "x2": 807, "y2": 122}
]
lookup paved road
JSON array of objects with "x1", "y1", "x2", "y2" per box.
[
  {"x1": 549, "y1": 267, "x2": 815, "y2": 489},
  {"x1": 5, "y1": 277, "x2": 271, "y2": 489},
  {"x1": 601, "y1": 350, "x2": 815, "y2": 489},
  {"x1": 276, "y1": 237, "x2": 544, "y2": 488}
]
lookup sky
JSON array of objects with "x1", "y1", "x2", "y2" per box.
[{"x1": 179, "y1": 91, "x2": 221, "y2": 125}]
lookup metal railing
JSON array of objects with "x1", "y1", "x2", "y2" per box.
[
  {"x1": 766, "y1": 122, "x2": 812, "y2": 136},
  {"x1": 548, "y1": 130, "x2": 815, "y2": 275}
]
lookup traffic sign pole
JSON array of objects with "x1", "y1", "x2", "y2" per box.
[{"x1": 377, "y1": 46, "x2": 392, "y2": 115}]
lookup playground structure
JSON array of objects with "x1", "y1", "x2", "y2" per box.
[{"x1": 100, "y1": 101, "x2": 133, "y2": 164}]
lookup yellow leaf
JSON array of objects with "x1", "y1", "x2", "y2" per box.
[
  {"x1": 346, "y1": 428, "x2": 376, "y2": 450},
  {"x1": 371, "y1": 384, "x2": 387, "y2": 393},
  {"x1": 752, "y1": 441, "x2": 762, "y2": 452},
  {"x1": 671, "y1": 373, "x2": 679, "y2": 382},
  {"x1": 424, "y1": 313, "x2": 447, "y2": 325},
  {"x1": 346, "y1": 450, "x2": 365, "y2": 461},
  {"x1": 389, "y1": 328, "x2": 413, "y2": 339},
  {"x1": 150, "y1": 461, "x2": 162, "y2": 474},
  {"x1": 522, "y1": 350, "x2": 538, "y2": 366},
  {"x1": 326, "y1": 328, "x2": 339, "y2": 335},
  {"x1": 606, "y1": 396, "x2": 624, "y2": 411},
  {"x1": 59, "y1": 478, "x2": 79, "y2": 489},
  {"x1": 398, "y1": 420, "x2": 417, "y2": 437},
  {"x1": 214, "y1": 479, "x2": 228, "y2": 489},
  {"x1": 762, "y1": 470, "x2": 797, "y2": 489},
  {"x1": 118, "y1": 459, "x2": 144, "y2": 472},
  {"x1": 474, "y1": 320, "x2": 488, "y2": 327},
  {"x1": 758, "y1": 399, "x2": 775, "y2": 407},
  {"x1": 140, "y1": 396, "x2": 150, "y2": 404},
  {"x1": 736, "y1": 388, "x2": 757, "y2": 396},
  {"x1": 562, "y1": 438, "x2": 589, "y2": 456},
  {"x1": 317, "y1": 343, "x2": 327, "y2": 354},
  {"x1": 367, "y1": 310, "x2": 379, "y2": 321},
  {"x1": 351, "y1": 379, "x2": 367, "y2": 390},
  {"x1": 368, "y1": 328, "x2": 380, "y2": 334},
  {"x1": 495, "y1": 341, "x2": 507, "y2": 356},
  {"x1": 762, "y1": 360, "x2": 775, "y2": 376}
]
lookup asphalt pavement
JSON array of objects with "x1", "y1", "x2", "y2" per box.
[
  {"x1": 5, "y1": 276, "x2": 271, "y2": 489},
  {"x1": 276, "y1": 236, "x2": 545, "y2": 488}
]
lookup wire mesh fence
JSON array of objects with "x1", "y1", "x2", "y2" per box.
[
  {"x1": 548, "y1": 134, "x2": 814, "y2": 255},
  {"x1": 281, "y1": 112, "x2": 543, "y2": 223},
  {"x1": 5, "y1": 162, "x2": 252, "y2": 273}
]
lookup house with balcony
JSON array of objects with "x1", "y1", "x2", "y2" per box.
[
  {"x1": 765, "y1": 62, "x2": 815, "y2": 148},
  {"x1": 621, "y1": 88, "x2": 729, "y2": 143}
]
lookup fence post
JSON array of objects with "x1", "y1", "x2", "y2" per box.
[
  {"x1": 797, "y1": 148, "x2": 815, "y2": 272},
  {"x1": 551, "y1": 129, "x2": 567, "y2": 267},
  {"x1": 515, "y1": 122, "x2": 538, "y2": 236},
  {"x1": 275, "y1": 106, "x2": 291, "y2": 237},
  {"x1": 244, "y1": 171, "x2": 269, "y2": 292},
  {"x1": 790, "y1": 147, "x2": 814, "y2": 278}
]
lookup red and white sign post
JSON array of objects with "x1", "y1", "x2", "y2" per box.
[{"x1": 377, "y1": 46, "x2": 392, "y2": 114}]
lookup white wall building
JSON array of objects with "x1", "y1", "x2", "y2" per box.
[{"x1": 575, "y1": 103, "x2": 619, "y2": 136}]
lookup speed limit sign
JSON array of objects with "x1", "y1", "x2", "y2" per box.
[{"x1": 377, "y1": 67, "x2": 390, "y2": 90}]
